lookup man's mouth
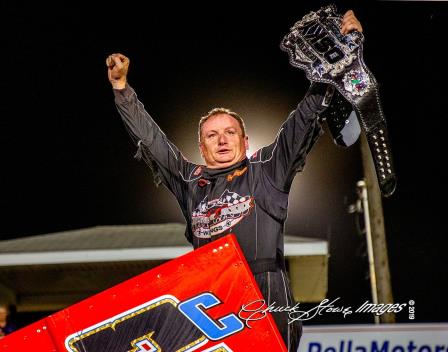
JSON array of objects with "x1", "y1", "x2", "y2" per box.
[{"x1": 217, "y1": 149, "x2": 230, "y2": 154}]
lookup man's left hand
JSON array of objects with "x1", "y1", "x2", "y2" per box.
[{"x1": 341, "y1": 10, "x2": 363, "y2": 35}]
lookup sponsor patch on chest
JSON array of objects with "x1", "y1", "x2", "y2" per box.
[{"x1": 192, "y1": 190, "x2": 254, "y2": 238}]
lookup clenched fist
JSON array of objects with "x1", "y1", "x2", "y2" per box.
[{"x1": 106, "y1": 53, "x2": 130, "y2": 90}]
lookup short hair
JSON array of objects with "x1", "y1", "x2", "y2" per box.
[{"x1": 198, "y1": 107, "x2": 246, "y2": 142}]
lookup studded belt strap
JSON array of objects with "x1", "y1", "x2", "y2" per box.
[{"x1": 280, "y1": 4, "x2": 396, "y2": 197}]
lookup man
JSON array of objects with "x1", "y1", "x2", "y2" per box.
[
  {"x1": 107, "y1": 10, "x2": 362, "y2": 351},
  {"x1": 0, "y1": 303, "x2": 16, "y2": 338}
]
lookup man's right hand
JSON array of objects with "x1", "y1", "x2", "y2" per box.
[{"x1": 106, "y1": 53, "x2": 129, "y2": 90}]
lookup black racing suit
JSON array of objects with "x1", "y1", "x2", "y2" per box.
[{"x1": 113, "y1": 84, "x2": 326, "y2": 351}]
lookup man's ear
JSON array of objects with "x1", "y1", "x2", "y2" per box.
[
  {"x1": 244, "y1": 135, "x2": 249, "y2": 151},
  {"x1": 199, "y1": 142, "x2": 205, "y2": 160}
]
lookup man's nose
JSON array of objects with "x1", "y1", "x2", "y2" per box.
[{"x1": 218, "y1": 133, "x2": 228, "y2": 145}]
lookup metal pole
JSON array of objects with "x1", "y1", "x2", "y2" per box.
[
  {"x1": 357, "y1": 180, "x2": 380, "y2": 324},
  {"x1": 360, "y1": 132, "x2": 395, "y2": 323}
]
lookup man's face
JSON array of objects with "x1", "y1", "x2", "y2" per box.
[{"x1": 199, "y1": 114, "x2": 248, "y2": 169}]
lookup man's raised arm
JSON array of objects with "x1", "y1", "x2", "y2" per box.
[
  {"x1": 107, "y1": 53, "x2": 198, "y2": 207},
  {"x1": 253, "y1": 10, "x2": 364, "y2": 192}
]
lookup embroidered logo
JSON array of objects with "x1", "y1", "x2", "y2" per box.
[
  {"x1": 194, "y1": 166, "x2": 203, "y2": 176},
  {"x1": 250, "y1": 150, "x2": 259, "y2": 160},
  {"x1": 192, "y1": 190, "x2": 254, "y2": 239},
  {"x1": 226, "y1": 166, "x2": 248, "y2": 182},
  {"x1": 198, "y1": 179, "x2": 210, "y2": 187}
]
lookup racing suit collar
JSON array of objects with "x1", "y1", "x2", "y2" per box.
[{"x1": 202, "y1": 158, "x2": 248, "y2": 179}]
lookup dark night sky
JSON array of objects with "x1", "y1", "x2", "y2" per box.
[{"x1": 1, "y1": 1, "x2": 447, "y2": 325}]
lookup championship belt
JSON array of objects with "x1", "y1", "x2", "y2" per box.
[
  {"x1": 281, "y1": 4, "x2": 397, "y2": 197},
  {"x1": 320, "y1": 84, "x2": 361, "y2": 148}
]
